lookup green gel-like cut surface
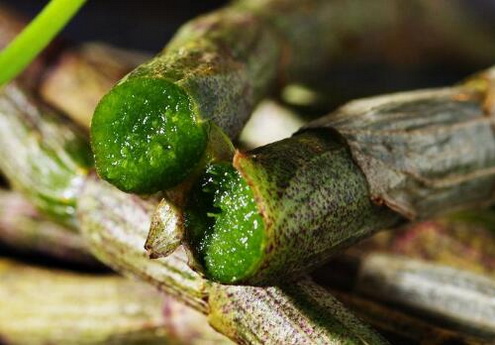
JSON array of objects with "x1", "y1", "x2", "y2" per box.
[
  {"x1": 185, "y1": 163, "x2": 265, "y2": 283},
  {"x1": 91, "y1": 78, "x2": 208, "y2": 193}
]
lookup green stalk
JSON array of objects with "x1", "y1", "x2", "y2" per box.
[
  {"x1": 0, "y1": 0, "x2": 86, "y2": 87},
  {"x1": 0, "y1": 258, "x2": 231, "y2": 345},
  {"x1": 0, "y1": 83, "x2": 92, "y2": 228},
  {"x1": 0, "y1": 189, "x2": 96, "y2": 265},
  {"x1": 0, "y1": 85, "x2": 387, "y2": 343},
  {"x1": 176, "y1": 67, "x2": 495, "y2": 284},
  {"x1": 183, "y1": 130, "x2": 401, "y2": 284},
  {"x1": 77, "y1": 176, "x2": 389, "y2": 345},
  {"x1": 91, "y1": 0, "x2": 495, "y2": 194},
  {"x1": 78, "y1": 177, "x2": 209, "y2": 313}
]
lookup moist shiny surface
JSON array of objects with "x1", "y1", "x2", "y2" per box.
[
  {"x1": 91, "y1": 78, "x2": 207, "y2": 193},
  {"x1": 185, "y1": 163, "x2": 264, "y2": 283}
]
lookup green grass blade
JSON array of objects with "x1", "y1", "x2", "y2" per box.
[{"x1": 0, "y1": 0, "x2": 87, "y2": 87}]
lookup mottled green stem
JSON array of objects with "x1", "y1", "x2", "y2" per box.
[
  {"x1": 180, "y1": 67, "x2": 495, "y2": 285},
  {"x1": 0, "y1": 84, "x2": 92, "y2": 227},
  {"x1": 78, "y1": 176, "x2": 210, "y2": 313},
  {"x1": 91, "y1": 0, "x2": 495, "y2": 194},
  {"x1": 77, "y1": 177, "x2": 389, "y2": 344},
  {"x1": 208, "y1": 280, "x2": 389, "y2": 344},
  {"x1": 0, "y1": 258, "x2": 231, "y2": 345},
  {"x1": 0, "y1": 189, "x2": 96, "y2": 265}
]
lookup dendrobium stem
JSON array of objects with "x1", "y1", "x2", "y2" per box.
[
  {"x1": 175, "y1": 66, "x2": 495, "y2": 285},
  {"x1": 0, "y1": 83, "x2": 388, "y2": 344},
  {"x1": 0, "y1": 83, "x2": 92, "y2": 228},
  {"x1": 0, "y1": 257, "x2": 232, "y2": 345},
  {"x1": 78, "y1": 177, "x2": 389, "y2": 345},
  {"x1": 0, "y1": 189, "x2": 96, "y2": 265},
  {"x1": 91, "y1": 0, "x2": 495, "y2": 194}
]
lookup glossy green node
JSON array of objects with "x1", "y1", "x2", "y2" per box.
[
  {"x1": 185, "y1": 163, "x2": 264, "y2": 284},
  {"x1": 91, "y1": 78, "x2": 208, "y2": 193}
]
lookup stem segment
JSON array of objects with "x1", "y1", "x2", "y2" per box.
[
  {"x1": 91, "y1": 0, "x2": 495, "y2": 194},
  {"x1": 180, "y1": 67, "x2": 495, "y2": 285}
]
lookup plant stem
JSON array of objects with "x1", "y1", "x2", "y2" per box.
[
  {"x1": 0, "y1": 257, "x2": 232, "y2": 345},
  {"x1": 91, "y1": 0, "x2": 495, "y2": 194},
  {"x1": 174, "y1": 66, "x2": 495, "y2": 285},
  {"x1": 356, "y1": 253, "x2": 495, "y2": 338},
  {"x1": 78, "y1": 176, "x2": 389, "y2": 344},
  {"x1": 0, "y1": 83, "x2": 92, "y2": 228},
  {"x1": 332, "y1": 289, "x2": 490, "y2": 345},
  {"x1": 0, "y1": 189, "x2": 97, "y2": 265},
  {"x1": 0, "y1": 0, "x2": 86, "y2": 87}
]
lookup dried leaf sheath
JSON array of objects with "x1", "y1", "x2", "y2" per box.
[{"x1": 307, "y1": 80, "x2": 495, "y2": 219}]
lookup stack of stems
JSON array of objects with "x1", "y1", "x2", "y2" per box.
[
  {"x1": 0, "y1": 82, "x2": 389, "y2": 344},
  {"x1": 149, "y1": 66, "x2": 495, "y2": 285},
  {"x1": 90, "y1": 0, "x2": 495, "y2": 194},
  {"x1": 0, "y1": 257, "x2": 233, "y2": 345},
  {"x1": 4, "y1": 2, "x2": 495, "y2": 342},
  {"x1": 3, "y1": 188, "x2": 494, "y2": 343}
]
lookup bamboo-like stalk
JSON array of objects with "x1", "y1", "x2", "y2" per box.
[
  {"x1": 0, "y1": 83, "x2": 388, "y2": 344},
  {"x1": 0, "y1": 257, "x2": 232, "y2": 345},
  {"x1": 0, "y1": 189, "x2": 96, "y2": 265},
  {"x1": 168, "y1": 66, "x2": 495, "y2": 285},
  {"x1": 313, "y1": 209, "x2": 495, "y2": 340},
  {"x1": 90, "y1": 0, "x2": 495, "y2": 194},
  {"x1": 78, "y1": 177, "x2": 389, "y2": 345},
  {"x1": 0, "y1": 83, "x2": 92, "y2": 228}
]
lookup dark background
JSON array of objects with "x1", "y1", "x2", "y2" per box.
[
  {"x1": 4, "y1": 0, "x2": 495, "y2": 97},
  {"x1": 4, "y1": 0, "x2": 228, "y2": 53}
]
